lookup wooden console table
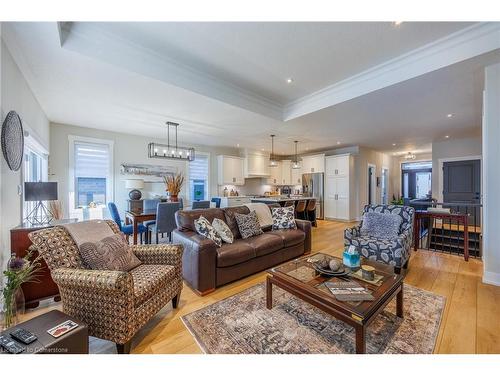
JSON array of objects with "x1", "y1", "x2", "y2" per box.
[{"x1": 413, "y1": 210, "x2": 469, "y2": 261}]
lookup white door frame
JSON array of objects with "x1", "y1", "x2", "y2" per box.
[
  {"x1": 367, "y1": 163, "x2": 377, "y2": 205},
  {"x1": 381, "y1": 166, "x2": 389, "y2": 204},
  {"x1": 438, "y1": 155, "x2": 482, "y2": 203}
]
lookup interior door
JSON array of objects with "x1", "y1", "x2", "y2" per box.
[{"x1": 443, "y1": 159, "x2": 481, "y2": 225}]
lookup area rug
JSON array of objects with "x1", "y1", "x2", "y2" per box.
[{"x1": 181, "y1": 283, "x2": 445, "y2": 354}]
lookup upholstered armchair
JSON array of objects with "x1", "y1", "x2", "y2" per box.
[
  {"x1": 28, "y1": 220, "x2": 183, "y2": 354},
  {"x1": 344, "y1": 205, "x2": 414, "y2": 273}
]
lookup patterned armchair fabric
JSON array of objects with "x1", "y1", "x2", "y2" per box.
[
  {"x1": 28, "y1": 220, "x2": 183, "y2": 351},
  {"x1": 344, "y1": 205, "x2": 414, "y2": 268}
]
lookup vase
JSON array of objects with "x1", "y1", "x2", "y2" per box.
[
  {"x1": 169, "y1": 195, "x2": 179, "y2": 202},
  {"x1": 1, "y1": 288, "x2": 25, "y2": 330}
]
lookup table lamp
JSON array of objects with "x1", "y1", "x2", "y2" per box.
[
  {"x1": 24, "y1": 182, "x2": 58, "y2": 225},
  {"x1": 125, "y1": 179, "x2": 145, "y2": 200}
]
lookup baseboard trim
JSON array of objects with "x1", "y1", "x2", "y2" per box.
[{"x1": 483, "y1": 271, "x2": 500, "y2": 286}]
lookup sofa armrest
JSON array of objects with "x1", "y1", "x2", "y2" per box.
[
  {"x1": 172, "y1": 229, "x2": 217, "y2": 294},
  {"x1": 295, "y1": 219, "x2": 312, "y2": 253},
  {"x1": 131, "y1": 244, "x2": 183, "y2": 271}
]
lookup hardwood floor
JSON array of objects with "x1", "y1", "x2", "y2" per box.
[{"x1": 23, "y1": 219, "x2": 500, "y2": 354}]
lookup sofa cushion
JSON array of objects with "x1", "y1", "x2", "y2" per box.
[
  {"x1": 130, "y1": 264, "x2": 176, "y2": 307},
  {"x1": 223, "y1": 206, "x2": 250, "y2": 239},
  {"x1": 216, "y1": 240, "x2": 256, "y2": 267},
  {"x1": 268, "y1": 229, "x2": 305, "y2": 247},
  {"x1": 194, "y1": 216, "x2": 222, "y2": 247},
  {"x1": 234, "y1": 211, "x2": 264, "y2": 239},
  {"x1": 175, "y1": 208, "x2": 226, "y2": 232},
  {"x1": 360, "y1": 211, "x2": 402, "y2": 239},
  {"x1": 212, "y1": 218, "x2": 234, "y2": 244},
  {"x1": 243, "y1": 233, "x2": 284, "y2": 257},
  {"x1": 79, "y1": 233, "x2": 142, "y2": 272},
  {"x1": 271, "y1": 206, "x2": 297, "y2": 230}
]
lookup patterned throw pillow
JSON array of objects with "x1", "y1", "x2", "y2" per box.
[
  {"x1": 79, "y1": 233, "x2": 142, "y2": 272},
  {"x1": 194, "y1": 216, "x2": 222, "y2": 247},
  {"x1": 360, "y1": 211, "x2": 403, "y2": 239},
  {"x1": 212, "y1": 218, "x2": 234, "y2": 244},
  {"x1": 271, "y1": 206, "x2": 297, "y2": 230},
  {"x1": 234, "y1": 211, "x2": 264, "y2": 239}
]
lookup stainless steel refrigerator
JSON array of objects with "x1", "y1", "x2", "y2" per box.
[{"x1": 302, "y1": 172, "x2": 324, "y2": 219}]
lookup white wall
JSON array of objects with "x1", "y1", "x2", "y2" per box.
[
  {"x1": 0, "y1": 38, "x2": 50, "y2": 268},
  {"x1": 49, "y1": 123, "x2": 239, "y2": 218},
  {"x1": 482, "y1": 63, "x2": 500, "y2": 286},
  {"x1": 431, "y1": 136, "x2": 482, "y2": 200}
]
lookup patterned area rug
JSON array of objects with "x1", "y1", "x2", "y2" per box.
[{"x1": 182, "y1": 283, "x2": 445, "y2": 354}]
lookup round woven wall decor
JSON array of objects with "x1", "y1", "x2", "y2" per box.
[{"x1": 1, "y1": 110, "x2": 25, "y2": 171}]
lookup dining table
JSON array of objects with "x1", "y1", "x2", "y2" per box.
[{"x1": 124, "y1": 208, "x2": 157, "y2": 245}]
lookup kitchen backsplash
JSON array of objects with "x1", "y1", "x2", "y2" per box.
[{"x1": 217, "y1": 178, "x2": 302, "y2": 197}]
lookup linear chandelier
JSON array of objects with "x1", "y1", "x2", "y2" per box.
[{"x1": 148, "y1": 121, "x2": 195, "y2": 162}]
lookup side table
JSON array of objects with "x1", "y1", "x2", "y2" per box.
[{"x1": 1, "y1": 310, "x2": 88, "y2": 354}]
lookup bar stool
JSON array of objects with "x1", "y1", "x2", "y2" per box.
[
  {"x1": 306, "y1": 199, "x2": 317, "y2": 227},
  {"x1": 284, "y1": 200, "x2": 295, "y2": 208},
  {"x1": 295, "y1": 200, "x2": 307, "y2": 220}
]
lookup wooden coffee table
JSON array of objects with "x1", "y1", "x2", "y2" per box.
[{"x1": 266, "y1": 253, "x2": 405, "y2": 354}]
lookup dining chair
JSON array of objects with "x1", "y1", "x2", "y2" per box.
[
  {"x1": 295, "y1": 200, "x2": 307, "y2": 220},
  {"x1": 211, "y1": 197, "x2": 221, "y2": 208},
  {"x1": 192, "y1": 200, "x2": 210, "y2": 209},
  {"x1": 107, "y1": 202, "x2": 147, "y2": 243},
  {"x1": 148, "y1": 202, "x2": 180, "y2": 243},
  {"x1": 306, "y1": 199, "x2": 317, "y2": 227},
  {"x1": 142, "y1": 199, "x2": 160, "y2": 241}
]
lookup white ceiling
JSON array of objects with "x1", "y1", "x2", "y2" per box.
[{"x1": 2, "y1": 21, "x2": 498, "y2": 155}]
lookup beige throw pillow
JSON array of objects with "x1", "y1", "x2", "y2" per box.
[
  {"x1": 212, "y1": 218, "x2": 234, "y2": 244},
  {"x1": 79, "y1": 233, "x2": 141, "y2": 272}
]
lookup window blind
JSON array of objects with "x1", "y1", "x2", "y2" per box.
[
  {"x1": 189, "y1": 153, "x2": 209, "y2": 201},
  {"x1": 74, "y1": 141, "x2": 110, "y2": 178}
]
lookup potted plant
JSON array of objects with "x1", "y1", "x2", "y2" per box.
[
  {"x1": 163, "y1": 173, "x2": 184, "y2": 202},
  {"x1": 1, "y1": 249, "x2": 41, "y2": 329}
]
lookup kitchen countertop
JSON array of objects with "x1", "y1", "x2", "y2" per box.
[{"x1": 250, "y1": 197, "x2": 316, "y2": 202}]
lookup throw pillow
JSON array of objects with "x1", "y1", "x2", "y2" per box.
[
  {"x1": 271, "y1": 206, "x2": 297, "y2": 230},
  {"x1": 234, "y1": 210, "x2": 264, "y2": 239},
  {"x1": 212, "y1": 218, "x2": 234, "y2": 244},
  {"x1": 79, "y1": 233, "x2": 142, "y2": 272},
  {"x1": 194, "y1": 216, "x2": 222, "y2": 247},
  {"x1": 360, "y1": 211, "x2": 403, "y2": 239}
]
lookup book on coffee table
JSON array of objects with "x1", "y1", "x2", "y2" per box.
[{"x1": 324, "y1": 281, "x2": 375, "y2": 301}]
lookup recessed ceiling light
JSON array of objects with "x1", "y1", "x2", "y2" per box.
[
  {"x1": 261, "y1": 148, "x2": 265, "y2": 151},
  {"x1": 393, "y1": 21, "x2": 403, "y2": 26},
  {"x1": 336, "y1": 141, "x2": 341, "y2": 145},
  {"x1": 392, "y1": 143, "x2": 396, "y2": 146},
  {"x1": 236, "y1": 144, "x2": 240, "y2": 147},
  {"x1": 445, "y1": 135, "x2": 450, "y2": 139},
  {"x1": 447, "y1": 113, "x2": 453, "y2": 118},
  {"x1": 286, "y1": 78, "x2": 293, "y2": 84}
]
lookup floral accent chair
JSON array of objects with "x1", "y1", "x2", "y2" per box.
[
  {"x1": 28, "y1": 220, "x2": 183, "y2": 354},
  {"x1": 344, "y1": 205, "x2": 414, "y2": 273}
]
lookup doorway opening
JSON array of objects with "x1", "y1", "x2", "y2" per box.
[
  {"x1": 368, "y1": 164, "x2": 376, "y2": 205},
  {"x1": 401, "y1": 161, "x2": 432, "y2": 200},
  {"x1": 381, "y1": 168, "x2": 389, "y2": 205}
]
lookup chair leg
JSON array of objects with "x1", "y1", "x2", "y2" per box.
[
  {"x1": 168, "y1": 232, "x2": 172, "y2": 243},
  {"x1": 172, "y1": 293, "x2": 180, "y2": 309},
  {"x1": 116, "y1": 341, "x2": 131, "y2": 354},
  {"x1": 156, "y1": 232, "x2": 159, "y2": 244},
  {"x1": 140, "y1": 233, "x2": 143, "y2": 244}
]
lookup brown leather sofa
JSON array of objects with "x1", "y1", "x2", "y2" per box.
[{"x1": 173, "y1": 205, "x2": 312, "y2": 295}]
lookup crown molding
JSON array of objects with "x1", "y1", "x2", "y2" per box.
[
  {"x1": 283, "y1": 22, "x2": 500, "y2": 121},
  {"x1": 60, "y1": 23, "x2": 283, "y2": 120}
]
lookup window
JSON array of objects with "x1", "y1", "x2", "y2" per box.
[
  {"x1": 188, "y1": 152, "x2": 209, "y2": 202},
  {"x1": 69, "y1": 136, "x2": 113, "y2": 220},
  {"x1": 401, "y1": 161, "x2": 432, "y2": 199}
]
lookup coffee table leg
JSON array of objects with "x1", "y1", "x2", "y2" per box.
[
  {"x1": 266, "y1": 276, "x2": 273, "y2": 309},
  {"x1": 396, "y1": 285, "x2": 404, "y2": 318},
  {"x1": 355, "y1": 325, "x2": 366, "y2": 354}
]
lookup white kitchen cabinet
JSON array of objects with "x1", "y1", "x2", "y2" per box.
[
  {"x1": 267, "y1": 161, "x2": 282, "y2": 185},
  {"x1": 244, "y1": 151, "x2": 270, "y2": 177},
  {"x1": 220, "y1": 196, "x2": 251, "y2": 207},
  {"x1": 301, "y1": 154, "x2": 325, "y2": 173},
  {"x1": 291, "y1": 164, "x2": 302, "y2": 185},
  {"x1": 217, "y1": 155, "x2": 245, "y2": 185},
  {"x1": 280, "y1": 160, "x2": 292, "y2": 185},
  {"x1": 325, "y1": 155, "x2": 352, "y2": 220}
]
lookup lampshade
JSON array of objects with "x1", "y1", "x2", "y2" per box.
[
  {"x1": 125, "y1": 179, "x2": 145, "y2": 189},
  {"x1": 24, "y1": 182, "x2": 58, "y2": 202}
]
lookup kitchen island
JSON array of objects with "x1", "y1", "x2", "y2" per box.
[{"x1": 250, "y1": 196, "x2": 316, "y2": 205}]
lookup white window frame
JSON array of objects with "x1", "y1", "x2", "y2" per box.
[
  {"x1": 68, "y1": 135, "x2": 114, "y2": 217},
  {"x1": 186, "y1": 151, "x2": 210, "y2": 203}
]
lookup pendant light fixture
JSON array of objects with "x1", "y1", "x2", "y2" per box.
[
  {"x1": 292, "y1": 140, "x2": 301, "y2": 169},
  {"x1": 269, "y1": 134, "x2": 278, "y2": 167},
  {"x1": 148, "y1": 121, "x2": 195, "y2": 161},
  {"x1": 404, "y1": 152, "x2": 416, "y2": 160}
]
